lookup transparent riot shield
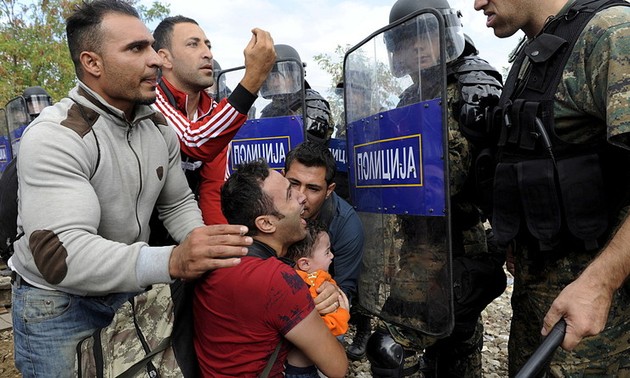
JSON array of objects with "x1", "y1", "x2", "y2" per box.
[
  {"x1": 218, "y1": 60, "x2": 305, "y2": 173},
  {"x1": 5, "y1": 96, "x2": 30, "y2": 159},
  {"x1": 346, "y1": 9, "x2": 452, "y2": 336},
  {"x1": 0, "y1": 108, "x2": 11, "y2": 175}
]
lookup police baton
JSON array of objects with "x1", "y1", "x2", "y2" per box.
[{"x1": 515, "y1": 319, "x2": 566, "y2": 378}]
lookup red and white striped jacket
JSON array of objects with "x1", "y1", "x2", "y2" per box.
[{"x1": 154, "y1": 77, "x2": 256, "y2": 224}]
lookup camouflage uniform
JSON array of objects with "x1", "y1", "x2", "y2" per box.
[
  {"x1": 76, "y1": 284, "x2": 182, "y2": 377},
  {"x1": 504, "y1": 3, "x2": 630, "y2": 376}
]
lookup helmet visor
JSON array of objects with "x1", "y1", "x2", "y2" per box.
[
  {"x1": 25, "y1": 94, "x2": 53, "y2": 117},
  {"x1": 384, "y1": 9, "x2": 464, "y2": 76},
  {"x1": 260, "y1": 61, "x2": 302, "y2": 99}
]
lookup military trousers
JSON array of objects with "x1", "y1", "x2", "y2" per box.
[{"x1": 509, "y1": 248, "x2": 630, "y2": 377}]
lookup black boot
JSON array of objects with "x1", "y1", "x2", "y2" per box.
[{"x1": 347, "y1": 312, "x2": 372, "y2": 360}]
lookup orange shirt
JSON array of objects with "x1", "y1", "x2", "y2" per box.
[{"x1": 296, "y1": 269, "x2": 350, "y2": 336}]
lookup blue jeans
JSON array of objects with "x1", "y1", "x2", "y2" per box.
[{"x1": 11, "y1": 281, "x2": 133, "y2": 378}]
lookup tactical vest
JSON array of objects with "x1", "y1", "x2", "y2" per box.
[{"x1": 492, "y1": 0, "x2": 630, "y2": 252}]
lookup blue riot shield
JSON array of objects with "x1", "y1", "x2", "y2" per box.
[
  {"x1": 0, "y1": 109, "x2": 11, "y2": 175},
  {"x1": 5, "y1": 97, "x2": 30, "y2": 159},
  {"x1": 328, "y1": 138, "x2": 348, "y2": 173},
  {"x1": 346, "y1": 9, "x2": 453, "y2": 336},
  {"x1": 218, "y1": 61, "x2": 305, "y2": 172}
]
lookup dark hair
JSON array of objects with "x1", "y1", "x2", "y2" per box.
[
  {"x1": 285, "y1": 141, "x2": 336, "y2": 184},
  {"x1": 153, "y1": 15, "x2": 199, "y2": 51},
  {"x1": 66, "y1": 0, "x2": 140, "y2": 78},
  {"x1": 221, "y1": 159, "x2": 279, "y2": 236},
  {"x1": 285, "y1": 220, "x2": 328, "y2": 262}
]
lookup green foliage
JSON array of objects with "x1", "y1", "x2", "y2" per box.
[
  {"x1": 313, "y1": 44, "x2": 349, "y2": 89},
  {"x1": 313, "y1": 45, "x2": 350, "y2": 127},
  {"x1": 0, "y1": 0, "x2": 169, "y2": 107},
  {"x1": 136, "y1": 1, "x2": 169, "y2": 24}
]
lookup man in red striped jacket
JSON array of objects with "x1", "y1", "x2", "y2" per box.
[{"x1": 153, "y1": 15, "x2": 275, "y2": 225}]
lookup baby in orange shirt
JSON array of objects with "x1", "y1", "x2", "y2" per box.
[{"x1": 284, "y1": 221, "x2": 350, "y2": 377}]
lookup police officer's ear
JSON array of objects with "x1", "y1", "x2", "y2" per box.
[
  {"x1": 80, "y1": 51, "x2": 104, "y2": 78},
  {"x1": 254, "y1": 214, "x2": 276, "y2": 235},
  {"x1": 157, "y1": 49, "x2": 173, "y2": 70}
]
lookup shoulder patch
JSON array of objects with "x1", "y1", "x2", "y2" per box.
[{"x1": 60, "y1": 102, "x2": 99, "y2": 138}]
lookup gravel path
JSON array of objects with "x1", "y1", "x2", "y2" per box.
[
  {"x1": 479, "y1": 272, "x2": 513, "y2": 378},
  {"x1": 344, "y1": 271, "x2": 514, "y2": 377}
]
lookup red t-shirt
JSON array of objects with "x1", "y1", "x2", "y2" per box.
[{"x1": 193, "y1": 256, "x2": 315, "y2": 377}]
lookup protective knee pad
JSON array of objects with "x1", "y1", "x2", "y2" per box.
[{"x1": 366, "y1": 328, "x2": 419, "y2": 377}]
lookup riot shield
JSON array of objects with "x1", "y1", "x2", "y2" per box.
[
  {"x1": 346, "y1": 9, "x2": 453, "y2": 336},
  {"x1": 5, "y1": 96, "x2": 30, "y2": 159},
  {"x1": 218, "y1": 60, "x2": 305, "y2": 173},
  {"x1": 0, "y1": 108, "x2": 11, "y2": 175}
]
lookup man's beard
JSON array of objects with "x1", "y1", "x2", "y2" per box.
[{"x1": 137, "y1": 96, "x2": 157, "y2": 106}]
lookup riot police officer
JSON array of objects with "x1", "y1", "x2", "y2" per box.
[
  {"x1": 4, "y1": 86, "x2": 53, "y2": 160},
  {"x1": 260, "y1": 44, "x2": 333, "y2": 143},
  {"x1": 363, "y1": 0, "x2": 505, "y2": 376},
  {"x1": 0, "y1": 86, "x2": 53, "y2": 263},
  {"x1": 22, "y1": 86, "x2": 53, "y2": 122}
]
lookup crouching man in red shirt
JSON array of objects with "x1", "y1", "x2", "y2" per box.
[{"x1": 193, "y1": 158, "x2": 348, "y2": 377}]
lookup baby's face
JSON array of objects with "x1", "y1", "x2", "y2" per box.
[{"x1": 308, "y1": 231, "x2": 333, "y2": 272}]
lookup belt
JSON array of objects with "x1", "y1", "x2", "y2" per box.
[{"x1": 10, "y1": 271, "x2": 35, "y2": 288}]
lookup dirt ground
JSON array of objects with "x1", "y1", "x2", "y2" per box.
[
  {"x1": 0, "y1": 328, "x2": 19, "y2": 377},
  {"x1": 0, "y1": 268, "x2": 513, "y2": 378},
  {"x1": 0, "y1": 263, "x2": 19, "y2": 377},
  {"x1": 0, "y1": 288, "x2": 512, "y2": 378}
]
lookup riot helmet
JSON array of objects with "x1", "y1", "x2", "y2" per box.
[
  {"x1": 212, "y1": 59, "x2": 222, "y2": 86},
  {"x1": 260, "y1": 44, "x2": 304, "y2": 99},
  {"x1": 385, "y1": 0, "x2": 465, "y2": 77},
  {"x1": 213, "y1": 59, "x2": 222, "y2": 72},
  {"x1": 22, "y1": 86, "x2": 52, "y2": 121},
  {"x1": 206, "y1": 59, "x2": 232, "y2": 100},
  {"x1": 205, "y1": 59, "x2": 221, "y2": 98}
]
